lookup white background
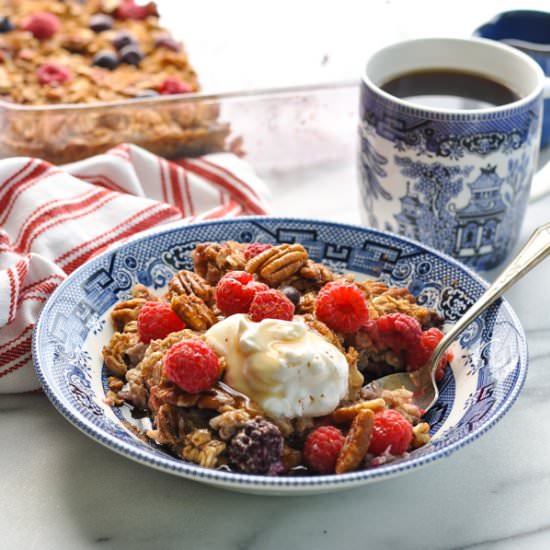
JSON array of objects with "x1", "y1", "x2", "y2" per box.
[{"x1": 160, "y1": 0, "x2": 550, "y2": 92}]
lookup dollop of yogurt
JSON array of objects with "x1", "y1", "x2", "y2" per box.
[{"x1": 205, "y1": 314, "x2": 348, "y2": 419}]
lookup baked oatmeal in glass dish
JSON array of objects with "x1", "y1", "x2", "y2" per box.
[
  {"x1": 102, "y1": 241, "x2": 452, "y2": 476},
  {"x1": 0, "y1": 0, "x2": 229, "y2": 162}
]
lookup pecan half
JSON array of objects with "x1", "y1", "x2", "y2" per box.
[
  {"x1": 192, "y1": 241, "x2": 246, "y2": 284},
  {"x1": 168, "y1": 269, "x2": 213, "y2": 305},
  {"x1": 171, "y1": 294, "x2": 217, "y2": 331},
  {"x1": 335, "y1": 408, "x2": 375, "y2": 474},
  {"x1": 328, "y1": 399, "x2": 385, "y2": 425},
  {"x1": 111, "y1": 298, "x2": 146, "y2": 332},
  {"x1": 245, "y1": 244, "x2": 308, "y2": 286}
]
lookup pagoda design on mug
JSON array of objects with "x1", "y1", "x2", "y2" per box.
[
  {"x1": 452, "y1": 165, "x2": 507, "y2": 260},
  {"x1": 394, "y1": 181, "x2": 422, "y2": 242},
  {"x1": 393, "y1": 165, "x2": 508, "y2": 264}
]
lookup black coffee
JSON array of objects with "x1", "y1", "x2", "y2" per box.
[{"x1": 380, "y1": 69, "x2": 520, "y2": 110}]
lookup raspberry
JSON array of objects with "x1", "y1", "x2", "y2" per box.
[
  {"x1": 408, "y1": 328, "x2": 452, "y2": 381},
  {"x1": 315, "y1": 281, "x2": 369, "y2": 333},
  {"x1": 227, "y1": 418, "x2": 284, "y2": 475},
  {"x1": 157, "y1": 76, "x2": 193, "y2": 95},
  {"x1": 215, "y1": 271, "x2": 268, "y2": 316},
  {"x1": 244, "y1": 243, "x2": 273, "y2": 261},
  {"x1": 115, "y1": 0, "x2": 158, "y2": 20},
  {"x1": 249, "y1": 289, "x2": 295, "y2": 322},
  {"x1": 137, "y1": 301, "x2": 186, "y2": 344},
  {"x1": 369, "y1": 410, "x2": 413, "y2": 456},
  {"x1": 164, "y1": 339, "x2": 220, "y2": 393},
  {"x1": 366, "y1": 313, "x2": 423, "y2": 353},
  {"x1": 36, "y1": 63, "x2": 72, "y2": 86},
  {"x1": 22, "y1": 12, "x2": 60, "y2": 40},
  {"x1": 303, "y1": 426, "x2": 345, "y2": 474}
]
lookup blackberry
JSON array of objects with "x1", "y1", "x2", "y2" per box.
[{"x1": 227, "y1": 418, "x2": 284, "y2": 475}]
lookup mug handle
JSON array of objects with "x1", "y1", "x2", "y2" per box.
[{"x1": 528, "y1": 77, "x2": 550, "y2": 203}]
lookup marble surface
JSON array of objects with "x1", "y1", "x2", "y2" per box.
[{"x1": 4, "y1": 1, "x2": 550, "y2": 548}]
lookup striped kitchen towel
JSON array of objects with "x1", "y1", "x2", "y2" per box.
[{"x1": 0, "y1": 144, "x2": 270, "y2": 393}]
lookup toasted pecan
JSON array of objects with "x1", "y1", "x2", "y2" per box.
[
  {"x1": 245, "y1": 244, "x2": 308, "y2": 286},
  {"x1": 110, "y1": 298, "x2": 146, "y2": 332},
  {"x1": 192, "y1": 242, "x2": 247, "y2": 284},
  {"x1": 328, "y1": 399, "x2": 386, "y2": 425},
  {"x1": 170, "y1": 294, "x2": 218, "y2": 331},
  {"x1": 168, "y1": 270, "x2": 214, "y2": 305},
  {"x1": 335, "y1": 409, "x2": 375, "y2": 474}
]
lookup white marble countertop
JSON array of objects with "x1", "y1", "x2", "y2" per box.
[{"x1": 3, "y1": 1, "x2": 550, "y2": 549}]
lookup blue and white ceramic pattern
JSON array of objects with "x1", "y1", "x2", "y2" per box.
[
  {"x1": 474, "y1": 10, "x2": 550, "y2": 147},
  {"x1": 359, "y1": 37, "x2": 549, "y2": 271},
  {"x1": 32, "y1": 217, "x2": 528, "y2": 495}
]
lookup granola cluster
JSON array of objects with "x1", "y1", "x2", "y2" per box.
[
  {"x1": 0, "y1": 0, "x2": 229, "y2": 162},
  {"x1": 102, "y1": 241, "x2": 445, "y2": 476}
]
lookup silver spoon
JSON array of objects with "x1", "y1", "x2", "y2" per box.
[{"x1": 368, "y1": 222, "x2": 550, "y2": 413}]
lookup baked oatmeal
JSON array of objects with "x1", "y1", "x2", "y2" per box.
[
  {"x1": 0, "y1": 0, "x2": 229, "y2": 162},
  {"x1": 102, "y1": 241, "x2": 451, "y2": 476}
]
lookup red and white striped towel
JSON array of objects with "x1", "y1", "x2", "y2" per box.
[{"x1": 0, "y1": 144, "x2": 270, "y2": 393}]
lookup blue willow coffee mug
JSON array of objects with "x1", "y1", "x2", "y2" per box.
[
  {"x1": 358, "y1": 37, "x2": 550, "y2": 271},
  {"x1": 474, "y1": 10, "x2": 550, "y2": 148}
]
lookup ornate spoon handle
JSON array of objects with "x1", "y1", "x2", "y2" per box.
[{"x1": 431, "y1": 222, "x2": 550, "y2": 367}]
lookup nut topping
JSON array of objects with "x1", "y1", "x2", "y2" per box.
[
  {"x1": 245, "y1": 244, "x2": 308, "y2": 286},
  {"x1": 335, "y1": 408, "x2": 375, "y2": 474},
  {"x1": 170, "y1": 294, "x2": 218, "y2": 331},
  {"x1": 168, "y1": 269, "x2": 213, "y2": 305}
]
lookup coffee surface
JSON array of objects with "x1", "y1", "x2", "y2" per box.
[{"x1": 380, "y1": 69, "x2": 520, "y2": 110}]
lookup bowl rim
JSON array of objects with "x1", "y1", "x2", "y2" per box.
[{"x1": 32, "y1": 216, "x2": 529, "y2": 489}]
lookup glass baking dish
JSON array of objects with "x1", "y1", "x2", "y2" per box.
[{"x1": 0, "y1": 81, "x2": 358, "y2": 167}]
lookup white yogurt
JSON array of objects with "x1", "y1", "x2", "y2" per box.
[{"x1": 205, "y1": 314, "x2": 348, "y2": 419}]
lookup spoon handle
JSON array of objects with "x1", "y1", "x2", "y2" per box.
[{"x1": 432, "y1": 222, "x2": 550, "y2": 367}]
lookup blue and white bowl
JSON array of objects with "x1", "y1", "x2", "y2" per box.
[{"x1": 32, "y1": 217, "x2": 528, "y2": 495}]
